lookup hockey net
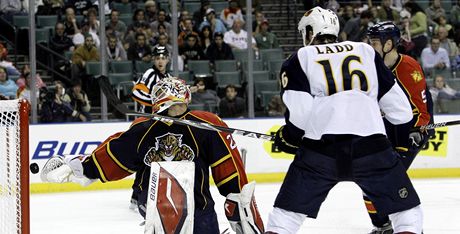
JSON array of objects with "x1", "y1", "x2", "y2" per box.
[{"x1": 0, "y1": 99, "x2": 30, "y2": 234}]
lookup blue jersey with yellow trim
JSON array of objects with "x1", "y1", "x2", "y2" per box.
[{"x1": 82, "y1": 110, "x2": 248, "y2": 215}]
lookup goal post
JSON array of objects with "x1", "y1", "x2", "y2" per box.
[{"x1": 0, "y1": 99, "x2": 30, "y2": 234}]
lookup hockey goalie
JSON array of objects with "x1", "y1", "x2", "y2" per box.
[{"x1": 40, "y1": 78, "x2": 264, "y2": 234}]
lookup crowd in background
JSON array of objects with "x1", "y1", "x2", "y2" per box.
[{"x1": 2, "y1": 0, "x2": 460, "y2": 122}]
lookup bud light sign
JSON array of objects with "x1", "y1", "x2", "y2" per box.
[{"x1": 33, "y1": 141, "x2": 101, "y2": 159}]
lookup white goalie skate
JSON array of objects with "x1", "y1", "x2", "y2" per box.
[{"x1": 41, "y1": 155, "x2": 95, "y2": 186}]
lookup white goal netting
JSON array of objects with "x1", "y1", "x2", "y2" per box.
[{"x1": 0, "y1": 99, "x2": 28, "y2": 234}]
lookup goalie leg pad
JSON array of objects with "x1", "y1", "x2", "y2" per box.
[
  {"x1": 225, "y1": 181, "x2": 265, "y2": 234},
  {"x1": 41, "y1": 155, "x2": 95, "y2": 186}
]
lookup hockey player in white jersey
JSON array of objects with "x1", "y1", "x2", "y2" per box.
[{"x1": 266, "y1": 7, "x2": 423, "y2": 234}]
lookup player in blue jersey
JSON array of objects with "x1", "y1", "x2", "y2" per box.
[{"x1": 265, "y1": 7, "x2": 423, "y2": 234}]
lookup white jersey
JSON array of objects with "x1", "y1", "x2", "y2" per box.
[
  {"x1": 281, "y1": 41, "x2": 412, "y2": 140},
  {"x1": 223, "y1": 29, "x2": 256, "y2": 50}
]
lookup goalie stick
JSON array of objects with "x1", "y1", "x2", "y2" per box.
[{"x1": 125, "y1": 112, "x2": 275, "y2": 141}]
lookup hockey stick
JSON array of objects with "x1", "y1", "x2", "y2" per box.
[
  {"x1": 422, "y1": 120, "x2": 460, "y2": 130},
  {"x1": 125, "y1": 112, "x2": 275, "y2": 141}
]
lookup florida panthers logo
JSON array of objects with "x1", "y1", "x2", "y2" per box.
[{"x1": 144, "y1": 133, "x2": 195, "y2": 166}]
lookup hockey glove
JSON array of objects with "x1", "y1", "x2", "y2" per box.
[
  {"x1": 225, "y1": 182, "x2": 264, "y2": 234},
  {"x1": 409, "y1": 131, "x2": 424, "y2": 148},
  {"x1": 274, "y1": 125, "x2": 300, "y2": 154},
  {"x1": 41, "y1": 155, "x2": 95, "y2": 186}
]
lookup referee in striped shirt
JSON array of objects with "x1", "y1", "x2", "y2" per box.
[{"x1": 132, "y1": 46, "x2": 172, "y2": 113}]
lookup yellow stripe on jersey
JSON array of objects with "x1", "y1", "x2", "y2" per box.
[
  {"x1": 395, "y1": 147, "x2": 408, "y2": 152},
  {"x1": 216, "y1": 172, "x2": 238, "y2": 187},
  {"x1": 137, "y1": 121, "x2": 158, "y2": 152},
  {"x1": 107, "y1": 141, "x2": 136, "y2": 173},
  {"x1": 92, "y1": 155, "x2": 108, "y2": 182},
  {"x1": 210, "y1": 154, "x2": 231, "y2": 168}
]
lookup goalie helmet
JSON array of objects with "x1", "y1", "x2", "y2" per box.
[
  {"x1": 151, "y1": 78, "x2": 191, "y2": 113},
  {"x1": 298, "y1": 6, "x2": 339, "y2": 46},
  {"x1": 367, "y1": 21, "x2": 401, "y2": 46}
]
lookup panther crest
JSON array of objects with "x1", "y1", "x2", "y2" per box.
[{"x1": 144, "y1": 133, "x2": 195, "y2": 166}]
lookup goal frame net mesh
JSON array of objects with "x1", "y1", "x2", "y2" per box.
[{"x1": 0, "y1": 99, "x2": 30, "y2": 234}]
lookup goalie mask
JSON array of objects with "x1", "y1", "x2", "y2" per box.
[
  {"x1": 151, "y1": 78, "x2": 191, "y2": 113},
  {"x1": 298, "y1": 6, "x2": 339, "y2": 46}
]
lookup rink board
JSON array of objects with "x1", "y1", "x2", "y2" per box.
[{"x1": 29, "y1": 115, "x2": 460, "y2": 193}]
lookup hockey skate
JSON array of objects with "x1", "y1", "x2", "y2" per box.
[{"x1": 368, "y1": 222, "x2": 393, "y2": 234}]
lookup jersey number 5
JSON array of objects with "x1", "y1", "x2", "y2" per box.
[{"x1": 317, "y1": 55, "x2": 369, "y2": 95}]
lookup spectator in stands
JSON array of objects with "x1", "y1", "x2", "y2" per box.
[
  {"x1": 107, "y1": 34, "x2": 127, "y2": 61},
  {"x1": 199, "y1": 25, "x2": 213, "y2": 53},
  {"x1": 150, "y1": 23, "x2": 167, "y2": 45},
  {"x1": 144, "y1": 0, "x2": 158, "y2": 23},
  {"x1": 16, "y1": 73, "x2": 32, "y2": 101},
  {"x1": 434, "y1": 15, "x2": 453, "y2": 35},
  {"x1": 180, "y1": 34, "x2": 206, "y2": 66},
  {"x1": 63, "y1": 79, "x2": 91, "y2": 122},
  {"x1": 206, "y1": 32, "x2": 234, "y2": 62},
  {"x1": 178, "y1": 10, "x2": 191, "y2": 33},
  {"x1": 127, "y1": 33, "x2": 152, "y2": 62},
  {"x1": 16, "y1": 65, "x2": 46, "y2": 90},
  {"x1": 254, "y1": 19, "x2": 279, "y2": 49},
  {"x1": 124, "y1": 20, "x2": 150, "y2": 50},
  {"x1": 376, "y1": 0, "x2": 400, "y2": 24},
  {"x1": 193, "y1": 1, "x2": 211, "y2": 32},
  {"x1": 65, "y1": 0, "x2": 93, "y2": 16},
  {"x1": 0, "y1": 66, "x2": 18, "y2": 99},
  {"x1": 178, "y1": 18, "x2": 200, "y2": 48},
  {"x1": 191, "y1": 77, "x2": 219, "y2": 106},
  {"x1": 437, "y1": 26, "x2": 458, "y2": 63},
  {"x1": 0, "y1": 0, "x2": 24, "y2": 22},
  {"x1": 153, "y1": 33, "x2": 173, "y2": 57},
  {"x1": 421, "y1": 36, "x2": 450, "y2": 76},
  {"x1": 253, "y1": 10, "x2": 266, "y2": 33},
  {"x1": 106, "y1": 9, "x2": 127, "y2": 40},
  {"x1": 0, "y1": 43, "x2": 20, "y2": 76},
  {"x1": 430, "y1": 75, "x2": 460, "y2": 101},
  {"x1": 0, "y1": 43, "x2": 7, "y2": 61},
  {"x1": 224, "y1": 19, "x2": 257, "y2": 50},
  {"x1": 236, "y1": 0, "x2": 261, "y2": 14},
  {"x1": 62, "y1": 6, "x2": 80, "y2": 38},
  {"x1": 404, "y1": 1, "x2": 428, "y2": 59},
  {"x1": 36, "y1": 0, "x2": 64, "y2": 15},
  {"x1": 71, "y1": 34, "x2": 100, "y2": 86},
  {"x1": 425, "y1": 0, "x2": 446, "y2": 30},
  {"x1": 150, "y1": 9, "x2": 172, "y2": 38},
  {"x1": 220, "y1": 0, "x2": 244, "y2": 29},
  {"x1": 450, "y1": 0, "x2": 460, "y2": 30},
  {"x1": 127, "y1": 9, "x2": 148, "y2": 33},
  {"x1": 325, "y1": 0, "x2": 340, "y2": 13},
  {"x1": 87, "y1": 8, "x2": 100, "y2": 35},
  {"x1": 267, "y1": 95, "x2": 286, "y2": 117},
  {"x1": 219, "y1": 84, "x2": 245, "y2": 118},
  {"x1": 338, "y1": 5, "x2": 355, "y2": 28},
  {"x1": 339, "y1": 10, "x2": 373, "y2": 42},
  {"x1": 199, "y1": 8, "x2": 227, "y2": 34},
  {"x1": 429, "y1": 75, "x2": 460, "y2": 113},
  {"x1": 50, "y1": 22, "x2": 75, "y2": 55},
  {"x1": 39, "y1": 81, "x2": 82, "y2": 123},
  {"x1": 73, "y1": 20, "x2": 100, "y2": 48}
]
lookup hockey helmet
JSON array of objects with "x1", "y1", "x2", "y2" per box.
[
  {"x1": 152, "y1": 46, "x2": 169, "y2": 58},
  {"x1": 151, "y1": 78, "x2": 191, "y2": 113},
  {"x1": 298, "y1": 6, "x2": 339, "y2": 46},
  {"x1": 367, "y1": 21, "x2": 401, "y2": 46}
]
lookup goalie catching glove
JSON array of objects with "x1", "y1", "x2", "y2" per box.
[
  {"x1": 225, "y1": 182, "x2": 264, "y2": 234},
  {"x1": 40, "y1": 155, "x2": 95, "y2": 186}
]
